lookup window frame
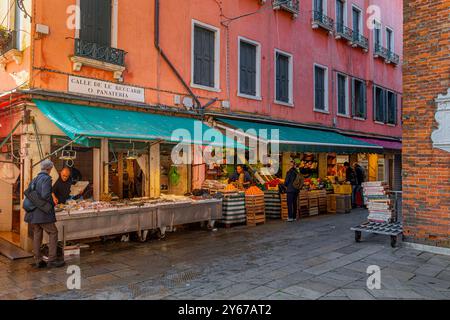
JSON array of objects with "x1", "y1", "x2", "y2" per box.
[
  {"x1": 191, "y1": 19, "x2": 221, "y2": 92},
  {"x1": 75, "y1": 0, "x2": 118, "y2": 47},
  {"x1": 336, "y1": 72, "x2": 349, "y2": 116},
  {"x1": 386, "y1": 90, "x2": 397, "y2": 125},
  {"x1": 373, "y1": 19, "x2": 383, "y2": 47},
  {"x1": 351, "y1": 77, "x2": 367, "y2": 120},
  {"x1": 313, "y1": 0, "x2": 327, "y2": 14},
  {"x1": 351, "y1": 4, "x2": 363, "y2": 36},
  {"x1": 335, "y1": 0, "x2": 348, "y2": 28},
  {"x1": 373, "y1": 85, "x2": 387, "y2": 123},
  {"x1": 313, "y1": 63, "x2": 329, "y2": 113},
  {"x1": 237, "y1": 36, "x2": 262, "y2": 100},
  {"x1": 274, "y1": 49, "x2": 294, "y2": 107},
  {"x1": 385, "y1": 26, "x2": 394, "y2": 52}
]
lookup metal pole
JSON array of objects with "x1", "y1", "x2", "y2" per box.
[
  {"x1": 32, "y1": 136, "x2": 83, "y2": 168},
  {"x1": 0, "y1": 120, "x2": 23, "y2": 150}
]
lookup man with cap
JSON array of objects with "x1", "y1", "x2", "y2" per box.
[{"x1": 24, "y1": 159, "x2": 65, "y2": 269}]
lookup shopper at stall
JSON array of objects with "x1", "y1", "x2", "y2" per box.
[
  {"x1": 284, "y1": 159, "x2": 303, "y2": 222},
  {"x1": 354, "y1": 162, "x2": 366, "y2": 207},
  {"x1": 23, "y1": 160, "x2": 65, "y2": 269},
  {"x1": 344, "y1": 162, "x2": 358, "y2": 209},
  {"x1": 228, "y1": 165, "x2": 252, "y2": 189}
]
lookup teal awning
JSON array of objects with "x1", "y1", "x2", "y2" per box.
[
  {"x1": 217, "y1": 118, "x2": 382, "y2": 153},
  {"x1": 34, "y1": 100, "x2": 242, "y2": 148}
]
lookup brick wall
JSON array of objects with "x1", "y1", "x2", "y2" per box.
[{"x1": 402, "y1": 0, "x2": 450, "y2": 247}]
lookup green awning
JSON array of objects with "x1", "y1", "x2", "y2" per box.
[
  {"x1": 217, "y1": 118, "x2": 382, "y2": 153},
  {"x1": 34, "y1": 100, "x2": 242, "y2": 148}
]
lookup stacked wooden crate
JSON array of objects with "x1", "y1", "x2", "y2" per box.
[
  {"x1": 221, "y1": 192, "x2": 246, "y2": 226},
  {"x1": 298, "y1": 190, "x2": 309, "y2": 217},
  {"x1": 280, "y1": 193, "x2": 288, "y2": 220},
  {"x1": 327, "y1": 194, "x2": 337, "y2": 213},
  {"x1": 245, "y1": 195, "x2": 266, "y2": 226},
  {"x1": 264, "y1": 190, "x2": 281, "y2": 219},
  {"x1": 336, "y1": 194, "x2": 352, "y2": 213},
  {"x1": 310, "y1": 190, "x2": 327, "y2": 214},
  {"x1": 308, "y1": 192, "x2": 319, "y2": 216}
]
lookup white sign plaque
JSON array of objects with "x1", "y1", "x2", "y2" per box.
[{"x1": 68, "y1": 76, "x2": 145, "y2": 103}]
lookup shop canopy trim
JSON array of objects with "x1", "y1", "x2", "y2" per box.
[
  {"x1": 350, "y1": 137, "x2": 402, "y2": 150},
  {"x1": 34, "y1": 100, "x2": 243, "y2": 148},
  {"x1": 217, "y1": 118, "x2": 382, "y2": 153}
]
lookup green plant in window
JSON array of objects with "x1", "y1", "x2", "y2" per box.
[
  {"x1": 0, "y1": 26, "x2": 12, "y2": 52},
  {"x1": 169, "y1": 166, "x2": 180, "y2": 186}
]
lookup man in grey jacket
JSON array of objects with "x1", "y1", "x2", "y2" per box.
[{"x1": 25, "y1": 160, "x2": 65, "y2": 269}]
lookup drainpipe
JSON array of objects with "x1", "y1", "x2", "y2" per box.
[{"x1": 154, "y1": 0, "x2": 202, "y2": 109}]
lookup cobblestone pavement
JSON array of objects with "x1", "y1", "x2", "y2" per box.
[{"x1": 1, "y1": 209, "x2": 450, "y2": 300}]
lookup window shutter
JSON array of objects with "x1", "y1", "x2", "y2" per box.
[
  {"x1": 194, "y1": 26, "x2": 215, "y2": 88},
  {"x1": 351, "y1": 78, "x2": 356, "y2": 116},
  {"x1": 80, "y1": 0, "x2": 111, "y2": 46},
  {"x1": 383, "y1": 89, "x2": 388, "y2": 123},
  {"x1": 240, "y1": 42, "x2": 257, "y2": 96},
  {"x1": 277, "y1": 53, "x2": 289, "y2": 103},
  {"x1": 362, "y1": 82, "x2": 367, "y2": 119},
  {"x1": 394, "y1": 94, "x2": 398, "y2": 125}
]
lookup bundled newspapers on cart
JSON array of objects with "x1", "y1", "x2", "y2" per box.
[{"x1": 362, "y1": 181, "x2": 394, "y2": 223}]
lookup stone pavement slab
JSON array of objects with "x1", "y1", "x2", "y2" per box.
[{"x1": 0, "y1": 208, "x2": 448, "y2": 300}]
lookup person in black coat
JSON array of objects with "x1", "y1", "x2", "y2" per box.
[
  {"x1": 284, "y1": 159, "x2": 301, "y2": 222},
  {"x1": 344, "y1": 162, "x2": 358, "y2": 208},
  {"x1": 24, "y1": 160, "x2": 65, "y2": 269}
]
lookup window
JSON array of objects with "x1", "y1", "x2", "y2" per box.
[
  {"x1": 79, "y1": 0, "x2": 112, "y2": 46},
  {"x1": 337, "y1": 73, "x2": 348, "y2": 115},
  {"x1": 374, "y1": 20, "x2": 382, "y2": 47},
  {"x1": 314, "y1": 0, "x2": 325, "y2": 13},
  {"x1": 374, "y1": 86, "x2": 386, "y2": 122},
  {"x1": 387, "y1": 91, "x2": 397, "y2": 125},
  {"x1": 275, "y1": 50, "x2": 293, "y2": 105},
  {"x1": 238, "y1": 38, "x2": 261, "y2": 98},
  {"x1": 352, "y1": 6, "x2": 361, "y2": 36},
  {"x1": 192, "y1": 21, "x2": 220, "y2": 90},
  {"x1": 386, "y1": 28, "x2": 394, "y2": 52},
  {"x1": 336, "y1": 0, "x2": 346, "y2": 32},
  {"x1": 351, "y1": 78, "x2": 366, "y2": 118},
  {"x1": 314, "y1": 64, "x2": 328, "y2": 111}
]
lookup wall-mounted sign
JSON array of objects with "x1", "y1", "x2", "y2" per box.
[{"x1": 68, "y1": 76, "x2": 145, "y2": 103}]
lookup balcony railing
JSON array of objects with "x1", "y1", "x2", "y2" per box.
[
  {"x1": 273, "y1": 0, "x2": 300, "y2": 18},
  {"x1": 335, "y1": 23, "x2": 353, "y2": 41},
  {"x1": 351, "y1": 32, "x2": 369, "y2": 51},
  {"x1": 312, "y1": 10, "x2": 335, "y2": 32},
  {"x1": 375, "y1": 43, "x2": 400, "y2": 65},
  {"x1": 0, "y1": 30, "x2": 18, "y2": 56},
  {"x1": 74, "y1": 38, "x2": 126, "y2": 67}
]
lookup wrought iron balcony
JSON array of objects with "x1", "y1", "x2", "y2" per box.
[
  {"x1": 351, "y1": 32, "x2": 369, "y2": 51},
  {"x1": 374, "y1": 43, "x2": 400, "y2": 65},
  {"x1": 273, "y1": 0, "x2": 300, "y2": 18},
  {"x1": 312, "y1": 10, "x2": 335, "y2": 32},
  {"x1": 0, "y1": 30, "x2": 18, "y2": 57},
  {"x1": 388, "y1": 51, "x2": 400, "y2": 65},
  {"x1": 335, "y1": 23, "x2": 353, "y2": 41},
  {"x1": 74, "y1": 38, "x2": 126, "y2": 67}
]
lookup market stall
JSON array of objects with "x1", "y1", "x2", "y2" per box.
[{"x1": 30, "y1": 99, "x2": 231, "y2": 245}]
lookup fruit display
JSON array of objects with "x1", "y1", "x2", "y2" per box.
[
  {"x1": 223, "y1": 184, "x2": 238, "y2": 192},
  {"x1": 303, "y1": 178, "x2": 325, "y2": 191},
  {"x1": 245, "y1": 186, "x2": 264, "y2": 196},
  {"x1": 265, "y1": 178, "x2": 284, "y2": 189}
]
